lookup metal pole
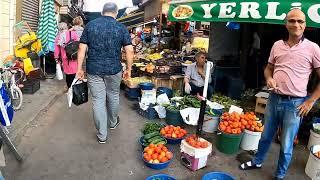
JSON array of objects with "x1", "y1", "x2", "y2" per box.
[{"x1": 196, "y1": 61, "x2": 214, "y2": 136}]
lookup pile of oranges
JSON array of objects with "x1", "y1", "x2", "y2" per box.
[
  {"x1": 219, "y1": 112, "x2": 264, "y2": 134},
  {"x1": 160, "y1": 125, "x2": 187, "y2": 139},
  {"x1": 185, "y1": 134, "x2": 209, "y2": 148},
  {"x1": 143, "y1": 144, "x2": 173, "y2": 164}
]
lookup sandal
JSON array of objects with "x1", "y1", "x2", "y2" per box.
[{"x1": 239, "y1": 160, "x2": 262, "y2": 170}]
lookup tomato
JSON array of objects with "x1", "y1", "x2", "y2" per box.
[
  {"x1": 160, "y1": 156, "x2": 168, "y2": 163},
  {"x1": 146, "y1": 149, "x2": 153, "y2": 156},
  {"x1": 149, "y1": 144, "x2": 155, "y2": 148},
  {"x1": 172, "y1": 133, "x2": 177, "y2": 138},
  {"x1": 162, "y1": 146, "x2": 168, "y2": 152},
  {"x1": 201, "y1": 141, "x2": 208, "y2": 148},
  {"x1": 151, "y1": 153, "x2": 158, "y2": 160},
  {"x1": 144, "y1": 153, "x2": 151, "y2": 161},
  {"x1": 144, "y1": 147, "x2": 149, "y2": 152},
  {"x1": 166, "y1": 152, "x2": 173, "y2": 159},
  {"x1": 160, "y1": 129, "x2": 166, "y2": 135},
  {"x1": 155, "y1": 147, "x2": 162, "y2": 153}
]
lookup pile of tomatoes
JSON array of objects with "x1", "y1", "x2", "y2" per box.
[
  {"x1": 185, "y1": 134, "x2": 209, "y2": 149},
  {"x1": 242, "y1": 112, "x2": 264, "y2": 132},
  {"x1": 160, "y1": 125, "x2": 187, "y2": 139},
  {"x1": 219, "y1": 112, "x2": 264, "y2": 135},
  {"x1": 143, "y1": 144, "x2": 173, "y2": 164}
]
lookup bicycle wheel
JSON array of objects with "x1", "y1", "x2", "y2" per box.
[{"x1": 11, "y1": 86, "x2": 23, "y2": 110}]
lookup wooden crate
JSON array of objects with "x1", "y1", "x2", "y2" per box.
[
  {"x1": 151, "y1": 77, "x2": 171, "y2": 89},
  {"x1": 151, "y1": 75, "x2": 185, "y2": 92},
  {"x1": 169, "y1": 75, "x2": 184, "y2": 92},
  {"x1": 255, "y1": 97, "x2": 268, "y2": 115}
]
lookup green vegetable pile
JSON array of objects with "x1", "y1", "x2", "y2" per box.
[
  {"x1": 164, "y1": 95, "x2": 201, "y2": 111},
  {"x1": 142, "y1": 122, "x2": 165, "y2": 135},
  {"x1": 142, "y1": 131, "x2": 166, "y2": 147},
  {"x1": 211, "y1": 93, "x2": 240, "y2": 110}
]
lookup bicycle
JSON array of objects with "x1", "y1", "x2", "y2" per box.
[{"x1": 0, "y1": 66, "x2": 24, "y2": 111}]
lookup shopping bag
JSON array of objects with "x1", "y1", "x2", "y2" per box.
[
  {"x1": 72, "y1": 79, "x2": 88, "y2": 106},
  {"x1": 23, "y1": 58, "x2": 34, "y2": 75},
  {"x1": 67, "y1": 78, "x2": 78, "y2": 107},
  {"x1": 56, "y1": 63, "x2": 63, "y2": 80},
  {"x1": 0, "y1": 82, "x2": 14, "y2": 126}
]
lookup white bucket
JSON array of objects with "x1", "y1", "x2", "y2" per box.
[
  {"x1": 308, "y1": 129, "x2": 320, "y2": 150},
  {"x1": 240, "y1": 129, "x2": 262, "y2": 151},
  {"x1": 202, "y1": 115, "x2": 220, "y2": 133},
  {"x1": 305, "y1": 145, "x2": 320, "y2": 179}
]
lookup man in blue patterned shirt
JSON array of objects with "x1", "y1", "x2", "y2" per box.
[{"x1": 77, "y1": 2, "x2": 134, "y2": 144}]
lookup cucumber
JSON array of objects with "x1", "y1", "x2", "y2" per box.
[
  {"x1": 147, "y1": 136, "x2": 162, "y2": 143},
  {"x1": 144, "y1": 131, "x2": 160, "y2": 140},
  {"x1": 155, "y1": 141, "x2": 166, "y2": 145},
  {"x1": 151, "y1": 138, "x2": 165, "y2": 144}
]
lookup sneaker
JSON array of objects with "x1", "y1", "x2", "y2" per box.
[
  {"x1": 97, "y1": 136, "x2": 107, "y2": 144},
  {"x1": 110, "y1": 117, "x2": 120, "y2": 130}
]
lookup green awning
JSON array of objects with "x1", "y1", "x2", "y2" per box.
[{"x1": 168, "y1": 0, "x2": 320, "y2": 28}]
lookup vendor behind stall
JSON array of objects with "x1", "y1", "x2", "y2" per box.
[{"x1": 184, "y1": 52, "x2": 213, "y2": 99}]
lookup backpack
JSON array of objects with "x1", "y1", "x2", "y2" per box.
[{"x1": 64, "y1": 31, "x2": 79, "y2": 63}]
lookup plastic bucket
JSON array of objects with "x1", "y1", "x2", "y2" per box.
[
  {"x1": 203, "y1": 115, "x2": 220, "y2": 133},
  {"x1": 165, "y1": 109, "x2": 184, "y2": 126},
  {"x1": 305, "y1": 145, "x2": 320, "y2": 179},
  {"x1": 216, "y1": 130, "x2": 243, "y2": 155},
  {"x1": 145, "y1": 174, "x2": 176, "y2": 180},
  {"x1": 202, "y1": 171, "x2": 235, "y2": 180},
  {"x1": 139, "y1": 83, "x2": 154, "y2": 90},
  {"x1": 240, "y1": 129, "x2": 262, "y2": 151},
  {"x1": 307, "y1": 129, "x2": 320, "y2": 150}
]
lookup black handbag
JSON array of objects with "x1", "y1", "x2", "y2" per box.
[{"x1": 72, "y1": 80, "x2": 88, "y2": 106}]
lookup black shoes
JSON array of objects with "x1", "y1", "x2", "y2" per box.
[{"x1": 110, "y1": 116, "x2": 120, "y2": 130}]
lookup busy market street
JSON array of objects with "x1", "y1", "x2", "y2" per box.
[{"x1": 2, "y1": 85, "x2": 310, "y2": 179}]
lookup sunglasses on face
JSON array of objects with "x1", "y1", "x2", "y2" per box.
[{"x1": 287, "y1": 19, "x2": 305, "y2": 24}]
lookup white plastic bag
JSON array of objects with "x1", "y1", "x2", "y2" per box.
[
  {"x1": 180, "y1": 107, "x2": 200, "y2": 126},
  {"x1": 156, "y1": 93, "x2": 170, "y2": 105},
  {"x1": 184, "y1": 83, "x2": 191, "y2": 94},
  {"x1": 154, "y1": 105, "x2": 166, "y2": 118},
  {"x1": 141, "y1": 89, "x2": 157, "y2": 105},
  {"x1": 56, "y1": 63, "x2": 63, "y2": 80}
]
